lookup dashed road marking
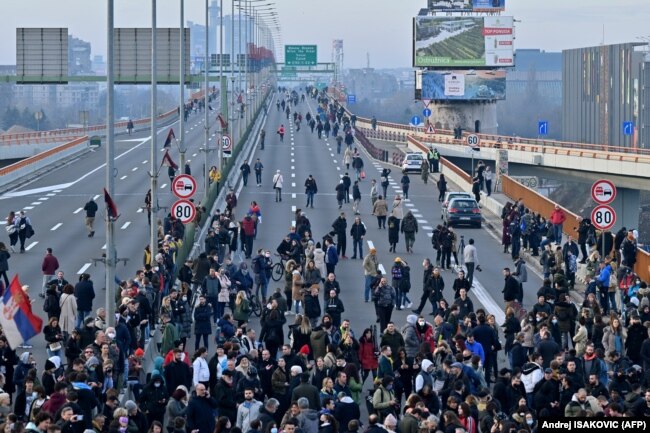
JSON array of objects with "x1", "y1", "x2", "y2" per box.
[
  {"x1": 160, "y1": 183, "x2": 167, "y2": 189},
  {"x1": 46, "y1": 193, "x2": 56, "y2": 197},
  {"x1": 291, "y1": 173, "x2": 295, "y2": 178},
  {"x1": 25, "y1": 241, "x2": 38, "y2": 251},
  {"x1": 73, "y1": 207, "x2": 83, "y2": 214},
  {"x1": 193, "y1": 153, "x2": 197, "y2": 157},
  {"x1": 77, "y1": 263, "x2": 92, "y2": 275},
  {"x1": 50, "y1": 223, "x2": 62, "y2": 231},
  {"x1": 414, "y1": 213, "x2": 423, "y2": 218},
  {"x1": 417, "y1": 219, "x2": 427, "y2": 224},
  {"x1": 142, "y1": 160, "x2": 148, "y2": 164},
  {"x1": 291, "y1": 182, "x2": 296, "y2": 187},
  {"x1": 120, "y1": 175, "x2": 128, "y2": 180},
  {"x1": 291, "y1": 166, "x2": 295, "y2": 170},
  {"x1": 423, "y1": 226, "x2": 433, "y2": 230},
  {"x1": 101, "y1": 244, "x2": 106, "y2": 249},
  {"x1": 38, "y1": 197, "x2": 49, "y2": 201},
  {"x1": 291, "y1": 206, "x2": 296, "y2": 212},
  {"x1": 137, "y1": 208, "x2": 143, "y2": 213},
  {"x1": 132, "y1": 167, "x2": 138, "y2": 171},
  {"x1": 31, "y1": 202, "x2": 41, "y2": 205},
  {"x1": 23, "y1": 206, "x2": 34, "y2": 210},
  {"x1": 94, "y1": 194, "x2": 101, "y2": 200},
  {"x1": 405, "y1": 203, "x2": 415, "y2": 207},
  {"x1": 292, "y1": 193, "x2": 297, "y2": 199},
  {"x1": 121, "y1": 221, "x2": 131, "y2": 230},
  {"x1": 337, "y1": 167, "x2": 341, "y2": 171}
]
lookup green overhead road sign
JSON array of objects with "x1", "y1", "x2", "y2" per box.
[{"x1": 285, "y1": 45, "x2": 317, "y2": 66}]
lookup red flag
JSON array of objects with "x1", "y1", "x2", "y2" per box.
[
  {"x1": 217, "y1": 114, "x2": 228, "y2": 130},
  {"x1": 0, "y1": 275, "x2": 43, "y2": 349},
  {"x1": 162, "y1": 149, "x2": 179, "y2": 170},
  {"x1": 163, "y1": 128, "x2": 176, "y2": 148},
  {"x1": 104, "y1": 188, "x2": 120, "y2": 221}
]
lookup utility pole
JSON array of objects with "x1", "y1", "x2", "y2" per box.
[
  {"x1": 238, "y1": 2, "x2": 243, "y2": 139},
  {"x1": 179, "y1": 0, "x2": 186, "y2": 170},
  {"x1": 150, "y1": 0, "x2": 159, "y2": 265},
  {"x1": 203, "y1": 0, "x2": 210, "y2": 195},
  {"x1": 219, "y1": 0, "x2": 224, "y2": 166},
  {"x1": 105, "y1": 0, "x2": 116, "y2": 326},
  {"x1": 231, "y1": 0, "x2": 236, "y2": 146}
]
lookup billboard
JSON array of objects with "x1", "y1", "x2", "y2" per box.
[
  {"x1": 285, "y1": 45, "x2": 317, "y2": 66},
  {"x1": 413, "y1": 16, "x2": 514, "y2": 67},
  {"x1": 416, "y1": 70, "x2": 506, "y2": 101},
  {"x1": 427, "y1": 0, "x2": 506, "y2": 12}
]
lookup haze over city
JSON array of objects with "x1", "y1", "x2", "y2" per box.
[{"x1": 1, "y1": 0, "x2": 649, "y2": 68}]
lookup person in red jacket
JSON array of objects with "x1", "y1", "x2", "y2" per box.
[
  {"x1": 549, "y1": 205, "x2": 566, "y2": 244},
  {"x1": 41, "y1": 247, "x2": 60, "y2": 298},
  {"x1": 240, "y1": 213, "x2": 257, "y2": 259},
  {"x1": 277, "y1": 124, "x2": 286, "y2": 142},
  {"x1": 357, "y1": 328, "x2": 379, "y2": 384}
]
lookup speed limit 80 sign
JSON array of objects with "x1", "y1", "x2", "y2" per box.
[
  {"x1": 591, "y1": 204, "x2": 616, "y2": 231},
  {"x1": 172, "y1": 199, "x2": 196, "y2": 224}
]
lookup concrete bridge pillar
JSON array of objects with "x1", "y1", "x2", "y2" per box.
[{"x1": 610, "y1": 188, "x2": 640, "y2": 232}]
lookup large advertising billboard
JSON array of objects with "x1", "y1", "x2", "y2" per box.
[
  {"x1": 413, "y1": 16, "x2": 514, "y2": 67},
  {"x1": 416, "y1": 70, "x2": 506, "y2": 101},
  {"x1": 427, "y1": 0, "x2": 506, "y2": 12}
]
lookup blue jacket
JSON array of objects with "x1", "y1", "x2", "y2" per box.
[
  {"x1": 326, "y1": 245, "x2": 338, "y2": 266},
  {"x1": 597, "y1": 264, "x2": 612, "y2": 288},
  {"x1": 465, "y1": 340, "x2": 485, "y2": 365}
]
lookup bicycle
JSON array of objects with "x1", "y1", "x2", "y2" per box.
[
  {"x1": 247, "y1": 286, "x2": 262, "y2": 317},
  {"x1": 271, "y1": 253, "x2": 287, "y2": 282}
]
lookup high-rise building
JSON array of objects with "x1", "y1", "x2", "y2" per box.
[
  {"x1": 68, "y1": 35, "x2": 92, "y2": 76},
  {"x1": 562, "y1": 42, "x2": 645, "y2": 147}
]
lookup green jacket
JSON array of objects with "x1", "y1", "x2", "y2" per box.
[
  {"x1": 161, "y1": 322, "x2": 180, "y2": 355},
  {"x1": 233, "y1": 299, "x2": 251, "y2": 322}
]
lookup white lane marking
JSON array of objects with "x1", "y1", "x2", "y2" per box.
[
  {"x1": 414, "y1": 213, "x2": 423, "y2": 218},
  {"x1": 25, "y1": 241, "x2": 38, "y2": 251},
  {"x1": 291, "y1": 159, "x2": 295, "y2": 163},
  {"x1": 423, "y1": 226, "x2": 433, "y2": 230},
  {"x1": 405, "y1": 203, "x2": 415, "y2": 207},
  {"x1": 46, "y1": 193, "x2": 56, "y2": 197},
  {"x1": 291, "y1": 166, "x2": 295, "y2": 170},
  {"x1": 411, "y1": 209, "x2": 419, "y2": 212},
  {"x1": 137, "y1": 208, "x2": 143, "y2": 213},
  {"x1": 160, "y1": 183, "x2": 167, "y2": 189},
  {"x1": 291, "y1": 153, "x2": 294, "y2": 156},
  {"x1": 291, "y1": 173, "x2": 295, "y2": 178},
  {"x1": 472, "y1": 279, "x2": 506, "y2": 325},
  {"x1": 292, "y1": 193, "x2": 297, "y2": 198},
  {"x1": 120, "y1": 175, "x2": 128, "y2": 180},
  {"x1": 292, "y1": 220, "x2": 296, "y2": 227},
  {"x1": 31, "y1": 202, "x2": 41, "y2": 205},
  {"x1": 337, "y1": 167, "x2": 341, "y2": 171},
  {"x1": 132, "y1": 167, "x2": 138, "y2": 172},
  {"x1": 121, "y1": 221, "x2": 131, "y2": 230},
  {"x1": 77, "y1": 263, "x2": 92, "y2": 275},
  {"x1": 142, "y1": 160, "x2": 148, "y2": 164},
  {"x1": 38, "y1": 197, "x2": 49, "y2": 201},
  {"x1": 330, "y1": 153, "x2": 334, "y2": 157},
  {"x1": 291, "y1": 206, "x2": 296, "y2": 212},
  {"x1": 193, "y1": 153, "x2": 198, "y2": 157},
  {"x1": 333, "y1": 160, "x2": 337, "y2": 163},
  {"x1": 23, "y1": 206, "x2": 34, "y2": 210},
  {"x1": 50, "y1": 223, "x2": 62, "y2": 231},
  {"x1": 0, "y1": 222, "x2": 5, "y2": 225},
  {"x1": 427, "y1": 233, "x2": 433, "y2": 237},
  {"x1": 93, "y1": 194, "x2": 101, "y2": 200},
  {"x1": 73, "y1": 207, "x2": 83, "y2": 214},
  {"x1": 417, "y1": 219, "x2": 427, "y2": 224},
  {"x1": 291, "y1": 182, "x2": 296, "y2": 187},
  {"x1": 53, "y1": 190, "x2": 62, "y2": 193},
  {"x1": 101, "y1": 244, "x2": 106, "y2": 249}
]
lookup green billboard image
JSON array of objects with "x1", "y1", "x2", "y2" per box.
[{"x1": 285, "y1": 45, "x2": 317, "y2": 66}]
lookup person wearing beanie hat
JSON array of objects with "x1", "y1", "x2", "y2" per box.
[
  {"x1": 134, "y1": 348, "x2": 145, "y2": 358},
  {"x1": 383, "y1": 414, "x2": 398, "y2": 433},
  {"x1": 298, "y1": 345, "x2": 310, "y2": 356}
]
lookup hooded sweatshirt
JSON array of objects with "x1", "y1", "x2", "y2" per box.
[{"x1": 415, "y1": 359, "x2": 434, "y2": 392}]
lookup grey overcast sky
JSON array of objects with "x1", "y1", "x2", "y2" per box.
[{"x1": 1, "y1": 0, "x2": 649, "y2": 68}]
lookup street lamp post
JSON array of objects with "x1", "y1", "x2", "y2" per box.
[{"x1": 150, "y1": 0, "x2": 159, "y2": 268}]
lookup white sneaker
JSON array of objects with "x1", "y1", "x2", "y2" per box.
[
  {"x1": 9, "y1": 246, "x2": 15, "y2": 253},
  {"x1": 406, "y1": 302, "x2": 413, "y2": 308}
]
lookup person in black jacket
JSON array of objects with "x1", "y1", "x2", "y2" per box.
[
  {"x1": 502, "y1": 268, "x2": 520, "y2": 309},
  {"x1": 332, "y1": 214, "x2": 347, "y2": 259},
  {"x1": 349, "y1": 217, "x2": 366, "y2": 260},
  {"x1": 214, "y1": 371, "x2": 238, "y2": 424},
  {"x1": 185, "y1": 385, "x2": 218, "y2": 433},
  {"x1": 164, "y1": 349, "x2": 192, "y2": 392},
  {"x1": 74, "y1": 273, "x2": 95, "y2": 330},
  {"x1": 138, "y1": 374, "x2": 169, "y2": 425},
  {"x1": 83, "y1": 198, "x2": 98, "y2": 238}
]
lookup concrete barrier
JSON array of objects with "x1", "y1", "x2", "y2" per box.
[{"x1": 0, "y1": 136, "x2": 89, "y2": 188}]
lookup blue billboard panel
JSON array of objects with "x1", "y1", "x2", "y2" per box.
[{"x1": 418, "y1": 70, "x2": 506, "y2": 101}]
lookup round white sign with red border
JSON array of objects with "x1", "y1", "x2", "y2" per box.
[
  {"x1": 591, "y1": 179, "x2": 616, "y2": 205},
  {"x1": 172, "y1": 174, "x2": 197, "y2": 199},
  {"x1": 591, "y1": 204, "x2": 616, "y2": 231},
  {"x1": 172, "y1": 199, "x2": 196, "y2": 224}
]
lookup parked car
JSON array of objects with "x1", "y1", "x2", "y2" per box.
[
  {"x1": 401, "y1": 152, "x2": 425, "y2": 173},
  {"x1": 444, "y1": 197, "x2": 482, "y2": 228},
  {"x1": 441, "y1": 191, "x2": 473, "y2": 221}
]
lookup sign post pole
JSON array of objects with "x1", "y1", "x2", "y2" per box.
[{"x1": 591, "y1": 179, "x2": 617, "y2": 260}]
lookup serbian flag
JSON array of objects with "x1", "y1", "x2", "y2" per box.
[
  {"x1": 0, "y1": 276, "x2": 43, "y2": 349},
  {"x1": 162, "y1": 149, "x2": 179, "y2": 170},
  {"x1": 217, "y1": 114, "x2": 228, "y2": 131},
  {"x1": 104, "y1": 188, "x2": 120, "y2": 221},
  {"x1": 163, "y1": 128, "x2": 176, "y2": 148}
]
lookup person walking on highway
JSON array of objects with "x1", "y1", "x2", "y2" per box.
[
  {"x1": 437, "y1": 174, "x2": 447, "y2": 202},
  {"x1": 15, "y1": 210, "x2": 32, "y2": 253},
  {"x1": 83, "y1": 197, "x2": 98, "y2": 238},
  {"x1": 343, "y1": 147, "x2": 352, "y2": 170},
  {"x1": 74, "y1": 273, "x2": 95, "y2": 329},
  {"x1": 272, "y1": 170, "x2": 284, "y2": 202},
  {"x1": 380, "y1": 168, "x2": 391, "y2": 199},
  {"x1": 5, "y1": 211, "x2": 19, "y2": 253},
  {"x1": 332, "y1": 213, "x2": 348, "y2": 259},
  {"x1": 254, "y1": 159, "x2": 264, "y2": 187},
  {"x1": 484, "y1": 166, "x2": 494, "y2": 196},
  {"x1": 304, "y1": 175, "x2": 318, "y2": 208},
  {"x1": 370, "y1": 179, "x2": 378, "y2": 207},
  {"x1": 350, "y1": 216, "x2": 366, "y2": 260},
  {"x1": 501, "y1": 267, "x2": 520, "y2": 311},
  {"x1": 420, "y1": 159, "x2": 429, "y2": 184},
  {"x1": 40, "y1": 247, "x2": 59, "y2": 299},
  {"x1": 127, "y1": 119, "x2": 134, "y2": 135},
  {"x1": 240, "y1": 160, "x2": 251, "y2": 187},
  {"x1": 342, "y1": 173, "x2": 351, "y2": 203},
  {"x1": 387, "y1": 215, "x2": 400, "y2": 253},
  {"x1": 549, "y1": 204, "x2": 566, "y2": 244},
  {"x1": 373, "y1": 195, "x2": 388, "y2": 230},
  {"x1": 374, "y1": 277, "x2": 396, "y2": 332},
  {"x1": 463, "y1": 238, "x2": 479, "y2": 288},
  {"x1": 145, "y1": 189, "x2": 152, "y2": 225},
  {"x1": 352, "y1": 181, "x2": 361, "y2": 215},
  {"x1": 400, "y1": 172, "x2": 411, "y2": 199},
  {"x1": 401, "y1": 211, "x2": 418, "y2": 254},
  {"x1": 335, "y1": 180, "x2": 346, "y2": 209},
  {"x1": 277, "y1": 124, "x2": 285, "y2": 142},
  {"x1": 260, "y1": 130, "x2": 266, "y2": 150},
  {"x1": 363, "y1": 248, "x2": 379, "y2": 303}
]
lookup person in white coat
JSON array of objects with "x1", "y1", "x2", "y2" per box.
[
  {"x1": 312, "y1": 242, "x2": 326, "y2": 279},
  {"x1": 272, "y1": 170, "x2": 284, "y2": 202},
  {"x1": 391, "y1": 195, "x2": 404, "y2": 221},
  {"x1": 192, "y1": 347, "x2": 211, "y2": 388}
]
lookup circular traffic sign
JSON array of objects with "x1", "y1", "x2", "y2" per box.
[
  {"x1": 466, "y1": 134, "x2": 481, "y2": 148},
  {"x1": 591, "y1": 204, "x2": 616, "y2": 231},
  {"x1": 172, "y1": 174, "x2": 197, "y2": 199},
  {"x1": 422, "y1": 108, "x2": 432, "y2": 117},
  {"x1": 172, "y1": 199, "x2": 196, "y2": 224},
  {"x1": 591, "y1": 179, "x2": 616, "y2": 205},
  {"x1": 410, "y1": 115, "x2": 421, "y2": 126},
  {"x1": 221, "y1": 134, "x2": 232, "y2": 152}
]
